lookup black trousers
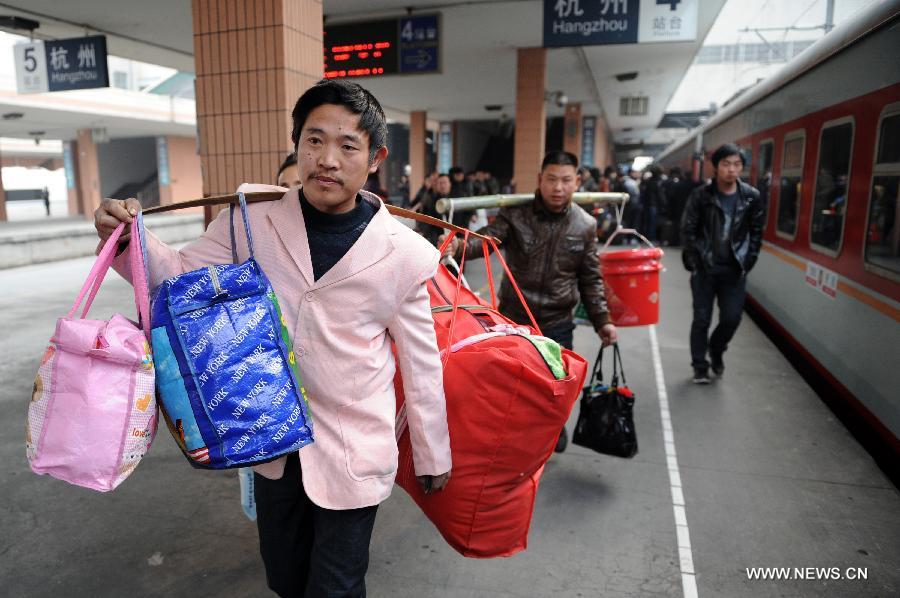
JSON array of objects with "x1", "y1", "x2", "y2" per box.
[
  {"x1": 254, "y1": 453, "x2": 378, "y2": 598},
  {"x1": 689, "y1": 266, "x2": 747, "y2": 368}
]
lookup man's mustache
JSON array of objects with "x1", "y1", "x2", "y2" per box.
[{"x1": 309, "y1": 173, "x2": 344, "y2": 186}]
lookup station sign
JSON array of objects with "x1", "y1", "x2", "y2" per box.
[
  {"x1": 14, "y1": 35, "x2": 109, "y2": 94},
  {"x1": 324, "y1": 14, "x2": 440, "y2": 79},
  {"x1": 543, "y1": 0, "x2": 698, "y2": 47}
]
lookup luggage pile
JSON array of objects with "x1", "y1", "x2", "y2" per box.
[
  {"x1": 26, "y1": 193, "x2": 314, "y2": 491},
  {"x1": 394, "y1": 234, "x2": 588, "y2": 558}
]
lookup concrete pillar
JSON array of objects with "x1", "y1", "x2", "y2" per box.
[
  {"x1": 0, "y1": 146, "x2": 6, "y2": 221},
  {"x1": 409, "y1": 111, "x2": 427, "y2": 199},
  {"x1": 193, "y1": 0, "x2": 324, "y2": 223},
  {"x1": 76, "y1": 129, "x2": 102, "y2": 219},
  {"x1": 563, "y1": 103, "x2": 582, "y2": 160},
  {"x1": 158, "y1": 136, "x2": 204, "y2": 207},
  {"x1": 513, "y1": 48, "x2": 546, "y2": 193}
]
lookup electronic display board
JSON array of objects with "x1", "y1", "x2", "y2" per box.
[{"x1": 324, "y1": 15, "x2": 440, "y2": 79}]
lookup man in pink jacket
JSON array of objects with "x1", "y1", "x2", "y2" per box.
[{"x1": 95, "y1": 79, "x2": 452, "y2": 597}]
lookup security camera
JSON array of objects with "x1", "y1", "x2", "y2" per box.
[{"x1": 544, "y1": 90, "x2": 568, "y2": 108}]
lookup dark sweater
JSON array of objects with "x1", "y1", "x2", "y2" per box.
[{"x1": 299, "y1": 190, "x2": 377, "y2": 281}]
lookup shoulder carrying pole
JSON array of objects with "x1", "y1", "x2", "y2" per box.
[{"x1": 141, "y1": 191, "x2": 500, "y2": 243}]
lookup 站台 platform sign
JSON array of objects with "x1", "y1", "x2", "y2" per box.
[
  {"x1": 543, "y1": 0, "x2": 698, "y2": 47},
  {"x1": 14, "y1": 35, "x2": 109, "y2": 94}
]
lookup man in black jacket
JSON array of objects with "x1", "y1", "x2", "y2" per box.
[{"x1": 681, "y1": 143, "x2": 765, "y2": 384}]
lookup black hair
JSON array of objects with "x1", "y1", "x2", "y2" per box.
[
  {"x1": 276, "y1": 152, "x2": 297, "y2": 180},
  {"x1": 449, "y1": 166, "x2": 465, "y2": 177},
  {"x1": 711, "y1": 143, "x2": 745, "y2": 168},
  {"x1": 603, "y1": 166, "x2": 616, "y2": 177},
  {"x1": 541, "y1": 150, "x2": 578, "y2": 170},
  {"x1": 290, "y1": 79, "x2": 387, "y2": 162}
]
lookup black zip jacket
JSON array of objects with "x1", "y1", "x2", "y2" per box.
[{"x1": 680, "y1": 179, "x2": 766, "y2": 273}]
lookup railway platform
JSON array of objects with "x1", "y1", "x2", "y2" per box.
[{"x1": 0, "y1": 245, "x2": 897, "y2": 597}]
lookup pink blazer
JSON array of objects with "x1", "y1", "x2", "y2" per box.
[{"x1": 115, "y1": 185, "x2": 451, "y2": 509}]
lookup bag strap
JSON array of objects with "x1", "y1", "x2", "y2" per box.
[
  {"x1": 612, "y1": 342, "x2": 627, "y2": 386},
  {"x1": 439, "y1": 229, "x2": 471, "y2": 367},
  {"x1": 589, "y1": 346, "x2": 605, "y2": 387},
  {"x1": 69, "y1": 223, "x2": 125, "y2": 320},
  {"x1": 228, "y1": 192, "x2": 255, "y2": 261},
  {"x1": 130, "y1": 214, "x2": 152, "y2": 338},
  {"x1": 486, "y1": 237, "x2": 541, "y2": 333}
]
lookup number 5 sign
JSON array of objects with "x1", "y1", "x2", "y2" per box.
[{"x1": 14, "y1": 41, "x2": 49, "y2": 93}]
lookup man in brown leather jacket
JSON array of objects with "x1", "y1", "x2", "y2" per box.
[{"x1": 442, "y1": 151, "x2": 617, "y2": 451}]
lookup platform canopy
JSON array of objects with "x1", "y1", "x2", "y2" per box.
[{"x1": 0, "y1": 0, "x2": 725, "y2": 146}]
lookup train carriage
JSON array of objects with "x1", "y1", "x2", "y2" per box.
[{"x1": 656, "y1": 1, "x2": 900, "y2": 470}]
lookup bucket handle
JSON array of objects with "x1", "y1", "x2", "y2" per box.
[
  {"x1": 602, "y1": 197, "x2": 655, "y2": 250},
  {"x1": 602, "y1": 226, "x2": 655, "y2": 251}
]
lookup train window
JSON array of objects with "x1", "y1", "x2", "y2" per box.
[
  {"x1": 756, "y1": 140, "x2": 774, "y2": 220},
  {"x1": 876, "y1": 114, "x2": 900, "y2": 164},
  {"x1": 811, "y1": 120, "x2": 854, "y2": 254},
  {"x1": 776, "y1": 132, "x2": 805, "y2": 238},
  {"x1": 739, "y1": 145, "x2": 751, "y2": 180},
  {"x1": 865, "y1": 111, "x2": 900, "y2": 277}
]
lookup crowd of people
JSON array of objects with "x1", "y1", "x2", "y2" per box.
[{"x1": 397, "y1": 161, "x2": 705, "y2": 250}]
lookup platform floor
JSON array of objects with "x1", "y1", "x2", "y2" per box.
[{"x1": 0, "y1": 246, "x2": 897, "y2": 597}]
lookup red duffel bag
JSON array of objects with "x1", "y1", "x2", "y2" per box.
[{"x1": 394, "y1": 233, "x2": 588, "y2": 558}]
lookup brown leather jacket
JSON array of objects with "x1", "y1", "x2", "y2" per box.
[{"x1": 456, "y1": 193, "x2": 610, "y2": 330}]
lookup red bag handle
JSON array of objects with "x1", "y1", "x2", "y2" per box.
[
  {"x1": 438, "y1": 232, "x2": 542, "y2": 341},
  {"x1": 486, "y1": 237, "x2": 541, "y2": 335}
]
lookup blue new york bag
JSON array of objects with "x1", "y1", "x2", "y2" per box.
[{"x1": 143, "y1": 193, "x2": 313, "y2": 469}]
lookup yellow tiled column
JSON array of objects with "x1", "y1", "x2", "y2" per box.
[
  {"x1": 513, "y1": 48, "x2": 547, "y2": 192},
  {"x1": 563, "y1": 103, "x2": 582, "y2": 160},
  {"x1": 192, "y1": 0, "x2": 324, "y2": 222},
  {"x1": 594, "y1": 116, "x2": 613, "y2": 169},
  {"x1": 76, "y1": 129, "x2": 102, "y2": 219},
  {"x1": 409, "y1": 111, "x2": 427, "y2": 198}
]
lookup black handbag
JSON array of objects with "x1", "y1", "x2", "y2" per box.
[{"x1": 572, "y1": 343, "x2": 638, "y2": 458}]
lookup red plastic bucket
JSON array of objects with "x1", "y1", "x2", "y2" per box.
[{"x1": 600, "y1": 247, "x2": 664, "y2": 326}]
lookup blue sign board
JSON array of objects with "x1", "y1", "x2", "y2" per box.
[
  {"x1": 156, "y1": 137, "x2": 170, "y2": 186},
  {"x1": 544, "y1": 0, "x2": 639, "y2": 46},
  {"x1": 63, "y1": 142, "x2": 76, "y2": 189},
  {"x1": 438, "y1": 123, "x2": 453, "y2": 175},
  {"x1": 581, "y1": 116, "x2": 596, "y2": 167},
  {"x1": 543, "y1": 0, "x2": 698, "y2": 47},
  {"x1": 45, "y1": 35, "x2": 109, "y2": 92},
  {"x1": 399, "y1": 15, "x2": 440, "y2": 74}
]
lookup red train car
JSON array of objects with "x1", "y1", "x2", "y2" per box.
[{"x1": 656, "y1": 1, "x2": 900, "y2": 471}]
